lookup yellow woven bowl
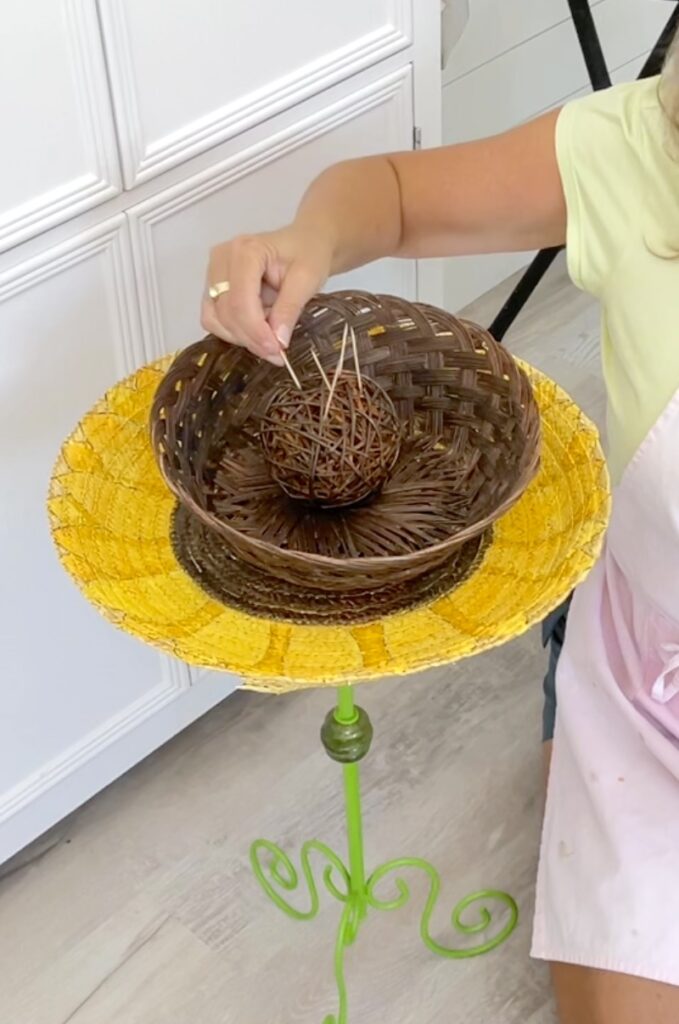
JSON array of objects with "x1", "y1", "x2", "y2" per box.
[{"x1": 48, "y1": 357, "x2": 610, "y2": 693}]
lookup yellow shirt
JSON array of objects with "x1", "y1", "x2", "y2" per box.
[{"x1": 556, "y1": 76, "x2": 679, "y2": 483}]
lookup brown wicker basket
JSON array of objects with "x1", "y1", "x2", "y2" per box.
[{"x1": 151, "y1": 291, "x2": 540, "y2": 594}]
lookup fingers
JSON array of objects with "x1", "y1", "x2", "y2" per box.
[
  {"x1": 268, "y1": 263, "x2": 320, "y2": 348},
  {"x1": 200, "y1": 295, "x2": 284, "y2": 366},
  {"x1": 202, "y1": 231, "x2": 330, "y2": 366},
  {"x1": 225, "y1": 244, "x2": 281, "y2": 360},
  {"x1": 204, "y1": 238, "x2": 281, "y2": 363}
]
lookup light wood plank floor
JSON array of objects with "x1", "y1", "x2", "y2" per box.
[{"x1": 0, "y1": 256, "x2": 604, "y2": 1024}]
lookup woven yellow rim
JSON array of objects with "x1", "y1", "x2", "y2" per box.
[{"x1": 48, "y1": 357, "x2": 610, "y2": 693}]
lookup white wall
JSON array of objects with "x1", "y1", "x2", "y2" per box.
[{"x1": 442, "y1": 0, "x2": 673, "y2": 312}]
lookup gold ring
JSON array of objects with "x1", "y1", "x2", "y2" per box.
[{"x1": 208, "y1": 280, "x2": 230, "y2": 300}]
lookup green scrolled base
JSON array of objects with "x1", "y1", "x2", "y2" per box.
[
  {"x1": 250, "y1": 839, "x2": 350, "y2": 921},
  {"x1": 251, "y1": 686, "x2": 518, "y2": 1022},
  {"x1": 251, "y1": 839, "x2": 518, "y2": 1024}
]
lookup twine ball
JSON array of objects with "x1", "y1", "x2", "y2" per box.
[{"x1": 259, "y1": 372, "x2": 402, "y2": 509}]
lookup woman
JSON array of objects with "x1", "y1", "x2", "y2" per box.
[{"x1": 202, "y1": 34, "x2": 679, "y2": 1024}]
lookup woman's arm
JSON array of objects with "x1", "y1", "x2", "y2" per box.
[{"x1": 202, "y1": 109, "x2": 565, "y2": 363}]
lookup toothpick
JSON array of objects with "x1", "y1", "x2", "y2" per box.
[
  {"x1": 350, "y1": 327, "x2": 362, "y2": 392},
  {"x1": 311, "y1": 348, "x2": 331, "y2": 390},
  {"x1": 280, "y1": 349, "x2": 301, "y2": 390},
  {"x1": 324, "y1": 323, "x2": 348, "y2": 419}
]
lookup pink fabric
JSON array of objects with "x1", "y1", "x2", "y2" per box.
[{"x1": 531, "y1": 388, "x2": 679, "y2": 984}]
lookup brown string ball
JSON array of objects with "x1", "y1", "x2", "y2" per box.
[{"x1": 259, "y1": 371, "x2": 402, "y2": 508}]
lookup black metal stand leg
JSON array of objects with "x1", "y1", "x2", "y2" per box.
[
  {"x1": 566, "y1": 0, "x2": 611, "y2": 89},
  {"x1": 488, "y1": 248, "x2": 562, "y2": 343}
]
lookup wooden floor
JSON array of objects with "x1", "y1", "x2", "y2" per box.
[{"x1": 0, "y1": 257, "x2": 604, "y2": 1024}]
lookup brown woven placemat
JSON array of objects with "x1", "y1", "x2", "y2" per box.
[{"x1": 171, "y1": 503, "x2": 490, "y2": 626}]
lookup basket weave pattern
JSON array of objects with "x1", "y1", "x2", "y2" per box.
[{"x1": 150, "y1": 292, "x2": 540, "y2": 594}]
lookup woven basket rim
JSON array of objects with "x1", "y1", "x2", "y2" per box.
[{"x1": 159, "y1": 354, "x2": 540, "y2": 572}]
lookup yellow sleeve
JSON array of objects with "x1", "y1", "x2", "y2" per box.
[{"x1": 555, "y1": 81, "x2": 647, "y2": 297}]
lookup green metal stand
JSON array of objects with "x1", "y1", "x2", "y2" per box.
[{"x1": 250, "y1": 685, "x2": 518, "y2": 1023}]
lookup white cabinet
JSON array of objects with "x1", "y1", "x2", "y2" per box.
[
  {"x1": 0, "y1": 3, "x2": 440, "y2": 863},
  {"x1": 99, "y1": 0, "x2": 412, "y2": 186},
  {"x1": 0, "y1": 220, "x2": 242, "y2": 858},
  {"x1": 0, "y1": 1, "x2": 120, "y2": 253}
]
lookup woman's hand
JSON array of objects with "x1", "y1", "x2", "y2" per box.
[
  {"x1": 200, "y1": 117, "x2": 567, "y2": 364},
  {"x1": 201, "y1": 225, "x2": 333, "y2": 365}
]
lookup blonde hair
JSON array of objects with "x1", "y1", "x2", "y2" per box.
[{"x1": 645, "y1": 26, "x2": 679, "y2": 258}]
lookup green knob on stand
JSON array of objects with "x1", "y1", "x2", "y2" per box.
[{"x1": 321, "y1": 705, "x2": 373, "y2": 763}]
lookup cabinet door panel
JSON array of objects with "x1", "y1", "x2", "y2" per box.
[
  {"x1": 99, "y1": 0, "x2": 411, "y2": 186},
  {"x1": 0, "y1": 1, "x2": 120, "y2": 253}
]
